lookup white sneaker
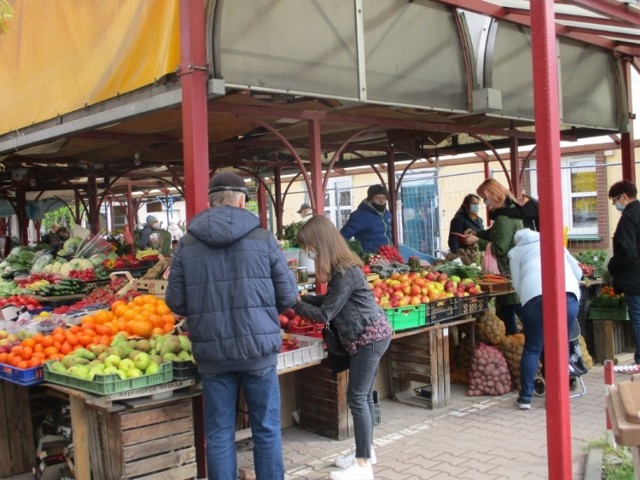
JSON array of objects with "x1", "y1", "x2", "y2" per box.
[
  {"x1": 334, "y1": 448, "x2": 377, "y2": 468},
  {"x1": 329, "y1": 462, "x2": 374, "y2": 480}
]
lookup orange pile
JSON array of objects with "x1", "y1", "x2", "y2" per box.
[
  {"x1": 81, "y1": 295, "x2": 176, "y2": 339},
  {"x1": 0, "y1": 324, "x2": 110, "y2": 369}
]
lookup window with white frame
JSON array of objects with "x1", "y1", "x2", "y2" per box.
[
  {"x1": 528, "y1": 154, "x2": 597, "y2": 236},
  {"x1": 324, "y1": 177, "x2": 352, "y2": 229}
]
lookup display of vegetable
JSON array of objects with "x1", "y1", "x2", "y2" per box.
[
  {"x1": 496, "y1": 334, "x2": 527, "y2": 391},
  {"x1": 466, "y1": 343, "x2": 512, "y2": 396},
  {"x1": 377, "y1": 245, "x2": 404, "y2": 263},
  {"x1": 590, "y1": 285, "x2": 625, "y2": 308},
  {"x1": 435, "y1": 262, "x2": 482, "y2": 282},
  {"x1": 573, "y1": 249, "x2": 607, "y2": 279}
]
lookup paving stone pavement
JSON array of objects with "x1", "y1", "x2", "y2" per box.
[{"x1": 237, "y1": 354, "x2": 636, "y2": 480}]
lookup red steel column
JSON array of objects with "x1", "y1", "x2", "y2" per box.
[
  {"x1": 16, "y1": 188, "x2": 28, "y2": 245},
  {"x1": 179, "y1": 1, "x2": 208, "y2": 477},
  {"x1": 308, "y1": 119, "x2": 326, "y2": 294},
  {"x1": 180, "y1": 0, "x2": 210, "y2": 223},
  {"x1": 509, "y1": 137, "x2": 521, "y2": 197},
  {"x1": 274, "y1": 168, "x2": 283, "y2": 236},
  {"x1": 258, "y1": 181, "x2": 268, "y2": 229},
  {"x1": 387, "y1": 151, "x2": 397, "y2": 246},
  {"x1": 621, "y1": 58, "x2": 635, "y2": 183},
  {"x1": 530, "y1": 2, "x2": 572, "y2": 479}
]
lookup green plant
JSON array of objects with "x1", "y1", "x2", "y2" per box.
[
  {"x1": 586, "y1": 436, "x2": 634, "y2": 479},
  {"x1": 281, "y1": 221, "x2": 305, "y2": 248},
  {"x1": 573, "y1": 249, "x2": 608, "y2": 278}
]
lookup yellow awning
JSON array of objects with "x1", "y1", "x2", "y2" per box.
[{"x1": 0, "y1": 0, "x2": 181, "y2": 135}]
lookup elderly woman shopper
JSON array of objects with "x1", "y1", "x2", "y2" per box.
[{"x1": 294, "y1": 215, "x2": 392, "y2": 480}]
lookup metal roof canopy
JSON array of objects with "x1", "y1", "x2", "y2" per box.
[
  {"x1": 0, "y1": 1, "x2": 639, "y2": 479},
  {"x1": 0, "y1": 0, "x2": 635, "y2": 198}
]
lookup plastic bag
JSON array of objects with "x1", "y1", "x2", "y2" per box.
[{"x1": 481, "y1": 242, "x2": 501, "y2": 275}]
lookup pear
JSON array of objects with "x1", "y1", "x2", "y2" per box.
[
  {"x1": 126, "y1": 368, "x2": 143, "y2": 379},
  {"x1": 150, "y1": 354, "x2": 163, "y2": 366},
  {"x1": 178, "y1": 335, "x2": 191, "y2": 353},
  {"x1": 136, "y1": 339, "x2": 151, "y2": 353},
  {"x1": 145, "y1": 362, "x2": 160, "y2": 375},
  {"x1": 50, "y1": 361, "x2": 67, "y2": 374}
]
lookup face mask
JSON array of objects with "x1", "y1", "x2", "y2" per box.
[
  {"x1": 373, "y1": 203, "x2": 386, "y2": 213},
  {"x1": 469, "y1": 204, "x2": 480, "y2": 215},
  {"x1": 616, "y1": 202, "x2": 625, "y2": 212}
]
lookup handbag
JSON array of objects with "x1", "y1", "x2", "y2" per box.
[
  {"x1": 322, "y1": 321, "x2": 348, "y2": 356},
  {"x1": 481, "y1": 242, "x2": 501, "y2": 275}
]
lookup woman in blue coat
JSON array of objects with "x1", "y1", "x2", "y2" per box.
[
  {"x1": 448, "y1": 194, "x2": 484, "y2": 252},
  {"x1": 340, "y1": 185, "x2": 392, "y2": 254}
]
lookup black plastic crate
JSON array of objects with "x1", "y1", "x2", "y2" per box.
[
  {"x1": 172, "y1": 360, "x2": 198, "y2": 379},
  {"x1": 425, "y1": 297, "x2": 458, "y2": 324},
  {"x1": 458, "y1": 294, "x2": 490, "y2": 317}
]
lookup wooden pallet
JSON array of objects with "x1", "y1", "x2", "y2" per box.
[
  {"x1": 87, "y1": 398, "x2": 198, "y2": 479},
  {"x1": 0, "y1": 382, "x2": 34, "y2": 477}
]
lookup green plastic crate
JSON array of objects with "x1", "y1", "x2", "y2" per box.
[
  {"x1": 384, "y1": 304, "x2": 426, "y2": 332},
  {"x1": 43, "y1": 361, "x2": 173, "y2": 395},
  {"x1": 588, "y1": 307, "x2": 628, "y2": 321}
]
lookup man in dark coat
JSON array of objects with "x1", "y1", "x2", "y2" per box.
[
  {"x1": 340, "y1": 184, "x2": 392, "y2": 254},
  {"x1": 166, "y1": 172, "x2": 298, "y2": 479},
  {"x1": 607, "y1": 179, "x2": 640, "y2": 365}
]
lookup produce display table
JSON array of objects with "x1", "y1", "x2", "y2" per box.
[
  {"x1": 388, "y1": 317, "x2": 477, "y2": 410},
  {"x1": 45, "y1": 379, "x2": 202, "y2": 480},
  {"x1": 0, "y1": 381, "x2": 34, "y2": 477}
]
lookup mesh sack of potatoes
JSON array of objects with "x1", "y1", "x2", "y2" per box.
[
  {"x1": 496, "y1": 333, "x2": 526, "y2": 391},
  {"x1": 466, "y1": 342, "x2": 512, "y2": 396},
  {"x1": 451, "y1": 335, "x2": 477, "y2": 385},
  {"x1": 578, "y1": 336, "x2": 593, "y2": 370},
  {"x1": 475, "y1": 309, "x2": 506, "y2": 346}
]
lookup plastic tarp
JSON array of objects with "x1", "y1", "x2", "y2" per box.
[{"x1": 0, "y1": 0, "x2": 181, "y2": 135}]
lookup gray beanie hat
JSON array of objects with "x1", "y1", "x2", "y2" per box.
[{"x1": 146, "y1": 215, "x2": 159, "y2": 225}]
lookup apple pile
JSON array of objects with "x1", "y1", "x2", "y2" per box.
[
  {"x1": 280, "y1": 334, "x2": 300, "y2": 353},
  {"x1": 0, "y1": 330, "x2": 20, "y2": 353},
  {"x1": 370, "y1": 271, "x2": 483, "y2": 309},
  {"x1": 45, "y1": 332, "x2": 193, "y2": 381}
]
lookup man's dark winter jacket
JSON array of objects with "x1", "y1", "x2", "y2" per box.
[
  {"x1": 165, "y1": 206, "x2": 298, "y2": 375},
  {"x1": 448, "y1": 208, "x2": 484, "y2": 251},
  {"x1": 340, "y1": 201, "x2": 392, "y2": 254},
  {"x1": 609, "y1": 199, "x2": 640, "y2": 295}
]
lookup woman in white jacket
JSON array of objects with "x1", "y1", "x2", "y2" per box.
[{"x1": 508, "y1": 229, "x2": 583, "y2": 410}]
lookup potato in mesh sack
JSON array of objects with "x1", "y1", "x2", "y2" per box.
[
  {"x1": 578, "y1": 335, "x2": 593, "y2": 370},
  {"x1": 467, "y1": 343, "x2": 512, "y2": 396},
  {"x1": 496, "y1": 333, "x2": 530, "y2": 391},
  {"x1": 451, "y1": 335, "x2": 477, "y2": 385},
  {"x1": 475, "y1": 309, "x2": 506, "y2": 346}
]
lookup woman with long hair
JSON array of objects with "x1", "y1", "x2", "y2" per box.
[
  {"x1": 464, "y1": 178, "x2": 524, "y2": 334},
  {"x1": 293, "y1": 215, "x2": 392, "y2": 480}
]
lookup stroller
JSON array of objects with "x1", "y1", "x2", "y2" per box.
[{"x1": 533, "y1": 320, "x2": 589, "y2": 398}]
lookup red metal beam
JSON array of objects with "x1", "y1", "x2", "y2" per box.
[
  {"x1": 209, "y1": 102, "x2": 580, "y2": 141},
  {"x1": 564, "y1": 0, "x2": 640, "y2": 28},
  {"x1": 530, "y1": 2, "x2": 573, "y2": 479},
  {"x1": 180, "y1": 0, "x2": 210, "y2": 223}
]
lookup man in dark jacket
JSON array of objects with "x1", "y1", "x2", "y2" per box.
[
  {"x1": 340, "y1": 184, "x2": 392, "y2": 254},
  {"x1": 166, "y1": 172, "x2": 298, "y2": 479},
  {"x1": 608, "y1": 179, "x2": 640, "y2": 365}
]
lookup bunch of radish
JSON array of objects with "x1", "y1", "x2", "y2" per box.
[{"x1": 466, "y1": 342, "x2": 512, "y2": 396}]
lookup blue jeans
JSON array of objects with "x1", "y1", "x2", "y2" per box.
[
  {"x1": 624, "y1": 294, "x2": 640, "y2": 364},
  {"x1": 519, "y1": 293, "x2": 579, "y2": 402},
  {"x1": 496, "y1": 302, "x2": 522, "y2": 335},
  {"x1": 348, "y1": 336, "x2": 391, "y2": 460},
  {"x1": 201, "y1": 366, "x2": 283, "y2": 480}
]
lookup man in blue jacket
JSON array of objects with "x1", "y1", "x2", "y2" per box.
[
  {"x1": 340, "y1": 184, "x2": 392, "y2": 254},
  {"x1": 166, "y1": 172, "x2": 298, "y2": 480}
]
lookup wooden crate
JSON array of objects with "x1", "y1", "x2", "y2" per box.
[
  {"x1": 388, "y1": 328, "x2": 450, "y2": 409},
  {"x1": 592, "y1": 319, "x2": 636, "y2": 364},
  {"x1": 298, "y1": 360, "x2": 350, "y2": 440},
  {"x1": 87, "y1": 398, "x2": 197, "y2": 479},
  {"x1": 0, "y1": 381, "x2": 35, "y2": 477},
  {"x1": 135, "y1": 278, "x2": 169, "y2": 297}
]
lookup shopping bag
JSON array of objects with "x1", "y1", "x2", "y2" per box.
[{"x1": 482, "y1": 242, "x2": 501, "y2": 274}]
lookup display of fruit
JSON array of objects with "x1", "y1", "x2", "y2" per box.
[
  {"x1": 376, "y1": 245, "x2": 404, "y2": 263},
  {"x1": 0, "y1": 294, "x2": 43, "y2": 310},
  {"x1": 280, "y1": 334, "x2": 300, "y2": 353},
  {"x1": 369, "y1": 271, "x2": 483, "y2": 309}
]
